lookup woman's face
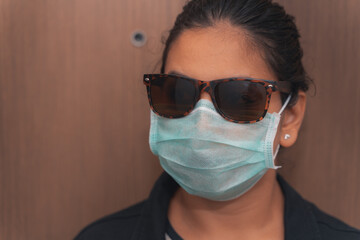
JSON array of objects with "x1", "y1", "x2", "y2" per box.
[{"x1": 164, "y1": 22, "x2": 285, "y2": 150}]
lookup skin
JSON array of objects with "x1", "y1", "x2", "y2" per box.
[{"x1": 165, "y1": 22, "x2": 306, "y2": 240}]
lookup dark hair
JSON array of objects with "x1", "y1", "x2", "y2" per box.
[{"x1": 160, "y1": 0, "x2": 312, "y2": 106}]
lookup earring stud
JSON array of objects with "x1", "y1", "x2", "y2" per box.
[{"x1": 284, "y1": 134, "x2": 291, "y2": 140}]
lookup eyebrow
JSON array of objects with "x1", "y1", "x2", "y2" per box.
[{"x1": 167, "y1": 70, "x2": 252, "y2": 80}]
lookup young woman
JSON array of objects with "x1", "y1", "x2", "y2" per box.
[{"x1": 75, "y1": 0, "x2": 360, "y2": 239}]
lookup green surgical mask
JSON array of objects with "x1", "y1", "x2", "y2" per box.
[{"x1": 149, "y1": 96, "x2": 291, "y2": 201}]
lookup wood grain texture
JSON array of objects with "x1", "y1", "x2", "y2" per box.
[
  {"x1": 275, "y1": 0, "x2": 360, "y2": 229},
  {"x1": 0, "y1": 0, "x2": 359, "y2": 239},
  {"x1": 0, "y1": 0, "x2": 185, "y2": 239}
]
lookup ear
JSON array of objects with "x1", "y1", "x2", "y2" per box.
[{"x1": 280, "y1": 91, "x2": 306, "y2": 148}]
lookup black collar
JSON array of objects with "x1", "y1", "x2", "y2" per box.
[
  {"x1": 277, "y1": 174, "x2": 321, "y2": 240},
  {"x1": 131, "y1": 172, "x2": 321, "y2": 240}
]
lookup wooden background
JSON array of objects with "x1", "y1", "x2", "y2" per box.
[{"x1": 0, "y1": 0, "x2": 359, "y2": 239}]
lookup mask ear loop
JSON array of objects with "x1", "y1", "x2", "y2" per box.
[
  {"x1": 273, "y1": 93, "x2": 292, "y2": 169},
  {"x1": 279, "y1": 93, "x2": 292, "y2": 115}
]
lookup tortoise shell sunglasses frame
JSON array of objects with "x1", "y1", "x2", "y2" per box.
[{"x1": 143, "y1": 74, "x2": 292, "y2": 124}]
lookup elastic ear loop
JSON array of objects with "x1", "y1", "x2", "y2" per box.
[
  {"x1": 279, "y1": 93, "x2": 292, "y2": 115},
  {"x1": 273, "y1": 93, "x2": 292, "y2": 169}
]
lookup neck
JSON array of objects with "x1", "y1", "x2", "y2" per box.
[{"x1": 168, "y1": 170, "x2": 284, "y2": 239}]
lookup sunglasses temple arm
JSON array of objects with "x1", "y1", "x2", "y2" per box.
[
  {"x1": 143, "y1": 76, "x2": 150, "y2": 86},
  {"x1": 277, "y1": 81, "x2": 293, "y2": 94}
]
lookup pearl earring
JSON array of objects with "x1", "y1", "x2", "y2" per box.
[{"x1": 284, "y1": 134, "x2": 291, "y2": 140}]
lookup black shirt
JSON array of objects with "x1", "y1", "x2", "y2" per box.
[{"x1": 74, "y1": 172, "x2": 360, "y2": 240}]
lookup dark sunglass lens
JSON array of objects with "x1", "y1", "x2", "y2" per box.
[
  {"x1": 150, "y1": 76, "x2": 197, "y2": 117},
  {"x1": 214, "y1": 81, "x2": 267, "y2": 121}
]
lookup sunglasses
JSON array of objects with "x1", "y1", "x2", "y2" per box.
[{"x1": 143, "y1": 74, "x2": 292, "y2": 124}]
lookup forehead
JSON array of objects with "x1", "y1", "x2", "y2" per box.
[{"x1": 165, "y1": 23, "x2": 276, "y2": 81}]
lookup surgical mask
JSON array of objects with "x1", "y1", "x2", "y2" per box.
[{"x1": 149, "y1": 96, "x2": 291, "y2": 201}]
